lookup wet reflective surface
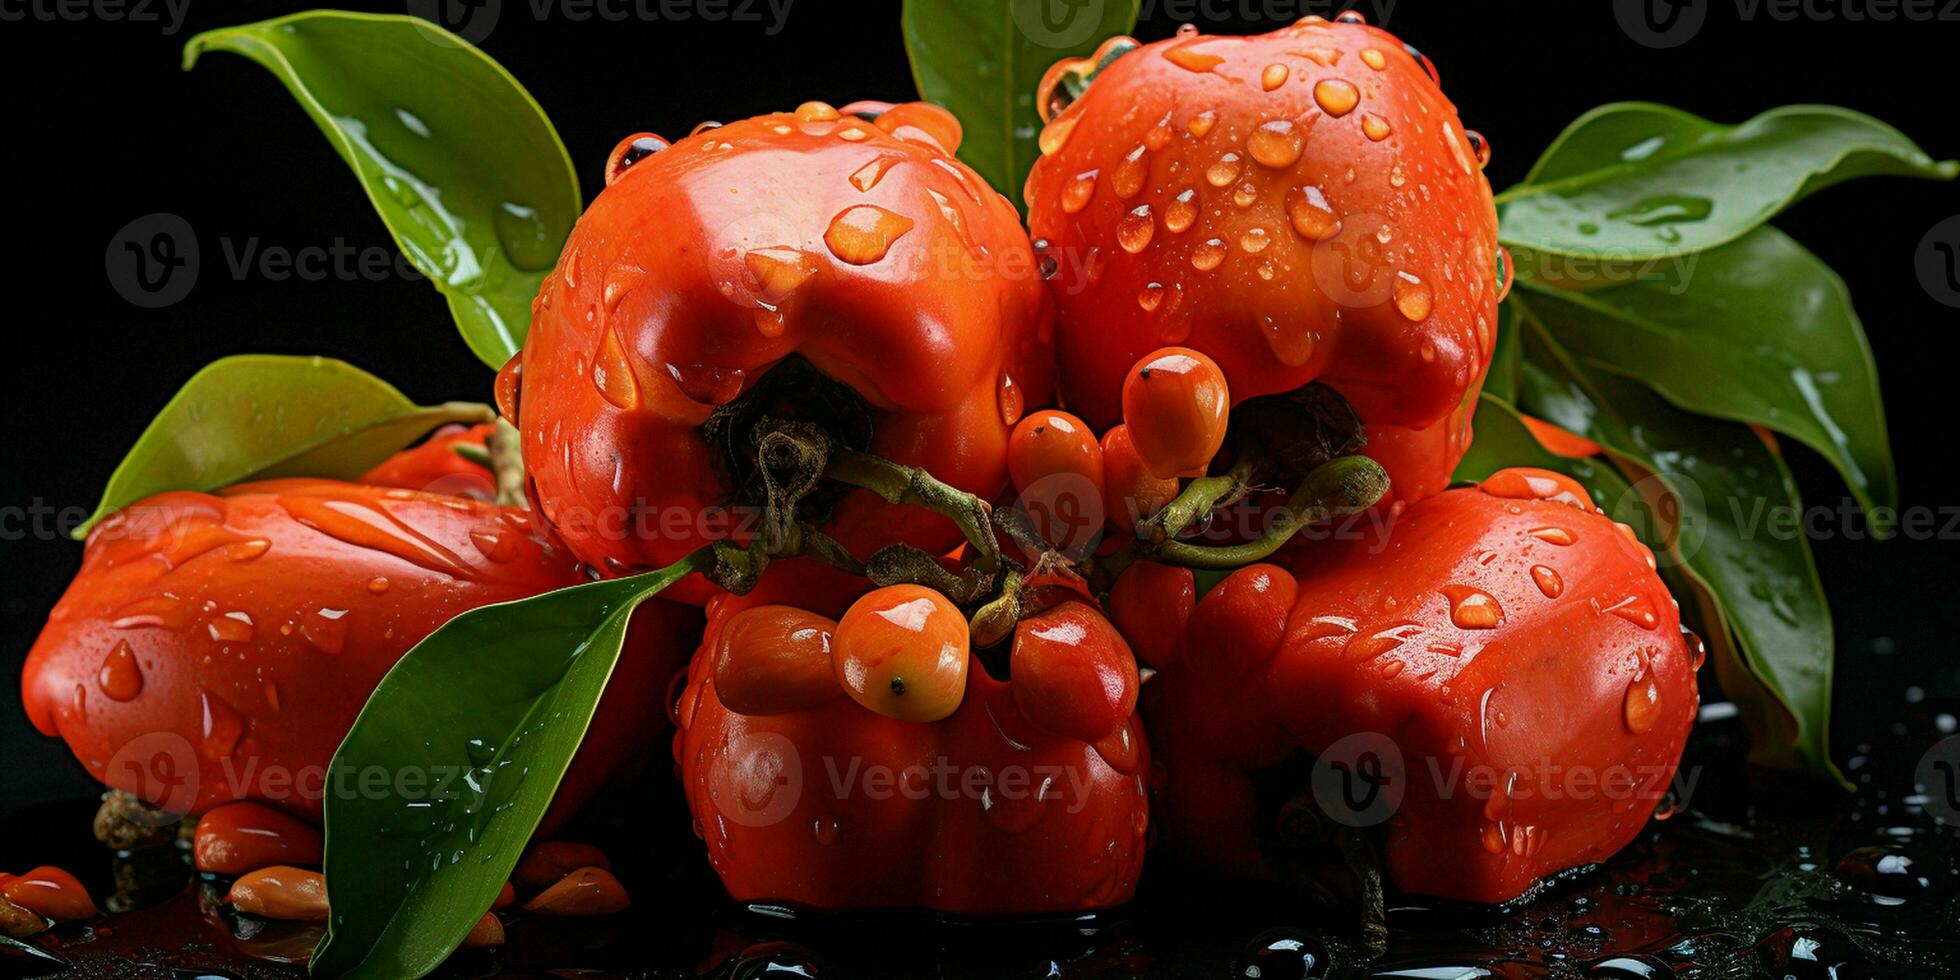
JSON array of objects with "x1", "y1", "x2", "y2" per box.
[{"x1": 4, "y1": 691, "x2": 1957, "y2": 978}]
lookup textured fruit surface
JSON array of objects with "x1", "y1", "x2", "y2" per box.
[
  {"x1": 1026, "y1": 19, "x2": 1498, "y2": 503},
  {"x1": 1144, "y1": 469, "x2": 1697, "y2": 902},
  {"x1": 511, "y1": 102, "x2": 1054, "y2": 601}
]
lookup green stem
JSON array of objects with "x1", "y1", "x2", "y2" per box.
[
  {"x1": 487, "y1": 418, "x2": 527, "y2": 509},
  {"x1": 1149, "y1": 456, "x2": 1389, "y2": 569},
  {"x1": 1141, "y1": 456, "x2": 1261, "y2": 544},
  {"x1": 825, "y1": 449, "x2": 1002, "y2": 573}
]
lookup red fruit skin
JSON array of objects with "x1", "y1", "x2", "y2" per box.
[
  {"x1": 20, "y1": 479, "x2": 697, "y2": 828},
  {"x1": 672, "y1": 561, "x2": 1149, "y2": 915},
  {"x1": 1011, "y1": 601, "x2": 1141, "y2": 743},
  {"x1": 1025, "y1": 20, "x2": 1499, "y2": 503},
  {"x1": 1144, "y1": 468, "x2": 1696, "y2": 903},
  {"x1": 512, "y1": 102, "x2": 1054, "y2": 603},
  {"x1": 357, "y1": 422, "x2": 498, "y2": 500}
]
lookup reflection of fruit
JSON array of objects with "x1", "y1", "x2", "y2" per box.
[
  {"x1": 672, "y1": 560, "x2": 1150, "y2": 915},
  {"x1": 506, "y1": 101, "x2": 1053, "y2": 601},
  {"x1": 21, "y1": 476, "x2": 697, "y2": 825},
  {"x1": 1026, "y1": 18, "x2": 1499, "y2": 504},
  {"x1": 1142, "y1": 469, "x2": 1698, "y2": 903}
]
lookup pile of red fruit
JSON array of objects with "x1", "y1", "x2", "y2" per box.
[{"x1": 17, "y1": 14, "x2": 1699, "y2": 963}]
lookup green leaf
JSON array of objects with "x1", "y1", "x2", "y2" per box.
[
  {"x1": 1516, "y1": 227, "x2": 1895, "y2": 528},
  {"x1": 313, "y1": 556, "x2": 698, "y2": 979},
  {"x1": 902, "y1": 0, "x2": 1139, "y2": 208},
  {"x1": 1498, "y1": 103, "x2": 1955, "y2": 259},
  {"x1": 76, "y1": 355, "x2": 490, "y2": 539},
  {"x1": 1515, "y1": 312, "x2": 1840, "y2": 782},
  {"x1": 184, "y1": 11, "x2": 579, "y2": 368}
]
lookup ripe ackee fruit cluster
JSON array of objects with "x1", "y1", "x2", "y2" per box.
[{"x1": 17, "y1": 12, "x2": 1702, "y2": 956}]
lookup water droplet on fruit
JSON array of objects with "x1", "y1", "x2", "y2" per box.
[
  {"x1": 1206, "y1": 152, "x2": 1243, "y2": 188},
  {"x1": 1239, "y1": 227, "x2": 1272, "y2": 254},
  {"x1": 368, "y1": 577, "x2": 391, "y2": 594},
  {"x1": 98, "y1": 641, "x2": 143, "y2": 702},
  {"x1": 997, "y1": 373, "x2": 1024, "y2": 426},
  {"x1": 591, "y1": 327, "x2": 641, "y2": 410},
  {"x1": 1232, "y1": 181, "x2": 1259, "y2": 208},
  {"x1": 665, "y1": 364, "x2": 747, "y2": 406},
  {"x1": 795, "y1": 101, "x2": 840, "y2": 122},
  {"x1": 1164, "y1": 40, "x2": 1225, "y2": 73},
  {"x1": 1361, "y1": 47, "x2": 1387, "y2": 70},
  {"x1": 1247, "y1": 119, "x2": 1305, "y2": 168},
  {"x1": 1600, "y1": 595, "x2": 1660, "y2": 630},
  {"x1": 1530, "y1": 526, "x2": 1576, "y2": 546},
  {"x1": 848, "y1": 154, "x2": 903, "y2": 192},
  {"x1": 1531, "y1": 565, "x2": 1563, "y2": 598},
  {"x1": 1038, "y1": 115, "x2": 1077, "y2": 157},
  {"x1": 1165, "y1": 188, "x2": 1198, "y2": 233},
  {"x1": 1444, "y1": 585, "x2": 1503, "y2": 630},
  {"x1": 604, "y1": 133, "x2": 669, "y2": 186},
  {"x1": 1261, "y1": 63, "x2": 1289, "y2": 90},
  {"x1": 1113, "y1": 145, "x2": 1150, "y2": 198},
  {"x1": 1362, "y1": 113, "x2": 1392, "y2": 141},
  {"x1": 1118, "y1": 206, "x2": 1156, "y2": 253},
  {"x1": 823, "y1": 205, "x2": 913, "y2": 265},
  {"x1": 1191, "y1": 238, "x2": 1227, "y2": 271},
  {"x1": 1062, "y1": 170, "x2": 1099, "y2": 213},
  {"x1": 1188, "y1": 110, "x2": 1218, "y2": 137},
  {"x1": 1467, "y1": 129, "x2": 1492, "y2": 168},
  {"x1": 1394, "y1": 273, "x2": 1433, "y2": 321},
  {"x1": 1286, "y1": 185, "x2": 1340, "y2": 240},
  {"x1": 1335, "y1": 9, "x2": 1366, "y2": 22},
  {"x1": 1313, "y1": 78, "x2": 1359, "y2": 117},
  {"x1": 1137, "y1": 282, "x2": 1165, "y2": 312},
  {"x1": 208, "y1": 611, "x2": 255, "y2": 644},
  {"x1": 1624, "y1": 674, "x2": 1662, "y2": 734}
]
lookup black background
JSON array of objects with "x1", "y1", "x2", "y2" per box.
[{"x1": 3, "y1": 0, "x2": 1956, "y2": 807}]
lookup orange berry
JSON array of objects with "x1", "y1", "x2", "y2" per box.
[
  {"x1": 1121, "y1": 347, "x2": 1230, "y2": 478},
  {"x1": 1007, "y1": 409, "x2": 1107, "y2": 555},
  {"x1": 833, "y1": 585, "x2": 970, "y2": 722}
]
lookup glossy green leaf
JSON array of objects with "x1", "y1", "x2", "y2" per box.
[
  {"x1": 1498, "y1": 103, "x2": 1955, "y2": 259},
  {"x1": 76, "y1": 355, "x2": 490, "y2": 539},
  {"x1": 313, "y1": 556, "x2": 699, "y2": 979},
  {"x1": 902, "y1": 0, "x2": 1139, "y2": 209},
  {"x1": 1517, "y1": 227, "x2": 1895, "y2": 528},
  {"x1": 1516, "y1": 315, "x2": 1839, "y2": 782},
  {"x1": 184, "y1": 11, "x2": 579, "y2": 368}
]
